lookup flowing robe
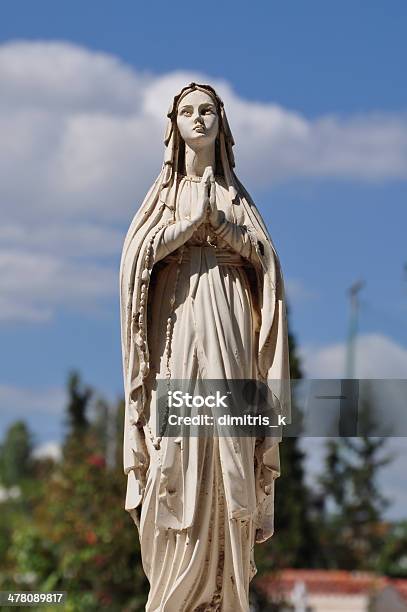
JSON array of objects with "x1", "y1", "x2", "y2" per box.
[{"x1": 121, "y1": 174, "x2": 290, "y2": 612}]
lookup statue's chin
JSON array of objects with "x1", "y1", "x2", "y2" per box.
[{"x1": 184, "y1": 133, "x2": 216, "y2": 150}]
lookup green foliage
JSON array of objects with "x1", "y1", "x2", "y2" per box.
[
  {"x1": 250, "y1": 583, "x2": 283, "y2": 611},
  {"x1": 377, "y1": 521, "x2": 407, "y2": 578},
  {"x1": 270, "y1": 438, "x2": 322, "y2": 569},
  {"x1": 0, "y1": 421, "x2": 33, "y2": 486},
  {"x1": 319, "y1": 393, "x2": 393, "y2": 570},
  {"x1": 0, "y1": 359, "x2": 403, "y2": 609},
  {"x1": 0, "y1": 373, "x2": 148, "y2": 611},
  {"x1": 29, "y1": 429, "x2": 148, "y2": 610},
  {"x1": 9, "y1": 524, "x2": 56, "y2": 579},
  {"x1": 64, "y1": 371, "x2": 92, "y2": 441}
]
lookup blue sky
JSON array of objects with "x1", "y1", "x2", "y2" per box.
[{"x1": 0, "y1": 2, "x2": 406, "y2": 517}]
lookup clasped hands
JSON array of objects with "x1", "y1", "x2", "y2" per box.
[{"x1": 190, "y1": 166, "x2": 222, "y2": 230}]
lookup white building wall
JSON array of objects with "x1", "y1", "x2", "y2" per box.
[{"x1": 305, "y1": 593, "x2": 368, "y2": 612}]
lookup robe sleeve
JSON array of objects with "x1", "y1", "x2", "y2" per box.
[
  {"x1": 210, "y1": 211, "x2": 261, "y2": 265},
  {"x1": 153, "y1": 219, "x2": 200, "y2": 262}
]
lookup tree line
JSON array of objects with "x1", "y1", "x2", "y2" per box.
[{"x1": 0, "y1": 331, "x2": 406, "y2": 611}]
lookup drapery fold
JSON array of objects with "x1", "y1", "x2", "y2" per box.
[{"x1": 120, "y1": 175, "x2": 290, "y2": 535}]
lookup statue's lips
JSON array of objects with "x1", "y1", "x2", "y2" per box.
[{"x1": 193, "y1": 126, "x2": 205, "y2": 133}]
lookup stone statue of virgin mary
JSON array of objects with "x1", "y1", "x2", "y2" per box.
[{"x1": 120, "y1": 82, "x2": 291, "y2": 611}]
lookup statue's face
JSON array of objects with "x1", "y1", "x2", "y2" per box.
[{"x1": 176, "y1": 90, "x2": 219, "y2": 149}]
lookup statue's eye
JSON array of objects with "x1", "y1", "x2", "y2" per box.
[{"x1": 180, "y1": 109, "x2": 192, "y2": 116}]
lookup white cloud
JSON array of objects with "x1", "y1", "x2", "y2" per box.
[
  {"x1": 0, "y1": 41, "x2": 148, "y2": 114},
  {"x1": 0, "y1": 40, "x2": 406, "y2": 323},
  {"x1": 32, "y1": 440, "x2": 62, "y2": 461},
  {"x1": 0, "y1": 249, "x2": 117, "y2": 322},
  {"x1": 301, "y1": 333, "x2": 407, "y2": 378},
  {"x1": 1, "y1": 40, "x2": 406, "y2": 225},
  {"x1": 285, "y1": 278, "x2": 318, "y2": 303},
  {"x1": 0, "y1": 384, "x2": 66, "y2": 417},
  {"x1": 0, "y1": 222, "x2": 122, "y2": 258},
  {"x1": 140, "y1": 72, "x2": 407, "y2": 183}
]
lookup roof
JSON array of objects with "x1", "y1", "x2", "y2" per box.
[{"x1": 256, "y1": 569, "x2": 407, "y2": 601}]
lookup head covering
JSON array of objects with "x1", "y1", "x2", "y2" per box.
[
  {"x1": 120, "y1": 83, "x2": 291, "y2": 522},
  {"x1": 159, "y1": 82, "x2": 237, "y2": 208}
]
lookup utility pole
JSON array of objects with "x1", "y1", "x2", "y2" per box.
[{"x1": 345, "y1": 280, "x2": 364, "y2": 379}]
